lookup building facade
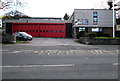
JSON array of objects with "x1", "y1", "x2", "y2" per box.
[
  {"x1": 70, "y1": 9, "x2": 116, "y2": 37},
  {"x1": 3, "y1": 9, "x2": 117, "y2": 38},
  {"x1": 4, "y1": 18, "x2": 72, "y2": 38}
]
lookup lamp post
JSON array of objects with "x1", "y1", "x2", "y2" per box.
[{"x1": 113, "y1": 0, "x2": 115, "y2": 38}]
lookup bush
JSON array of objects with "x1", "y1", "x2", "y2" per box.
[
  {"x1": 2, "y1": 33, "x2": 16, "y2": 44},
  {"x1": 95, "y1": 32, "x2": 104, "y2": 37},
  {"x1": 103, "y1": 33, "x2": 110, "y2": 37},
  {"x1": 76, "y1": 31, "x2": 110, "y2": 39},
  {"x1": 94, "y1": 32, "x2": 110, "y2": 37},
  {"x1": 76, "y1": 31, "x2": 85, "y2": 39},
  {"x1": 87, "y1": 32, "x2": 96, "y2": 39},
  {"x1": 115, "y1": 31, "x2": 120, "y2": 37},
  {"x1": 87, "y1": 32, "x2": 110, "y2": 39}
]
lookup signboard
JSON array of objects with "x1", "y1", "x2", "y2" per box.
[
  {"x1": 75, "y1": 19, "x2": 88, "y2": 25},
  {"x1": 79, "y1": 27, "x2": 85, "y2": 32},
  {"x1": 92, "y1": 28, "x2": 99, "y2": 32},
  {"x1": 0, "y1": 19, "x2": 2, "y2": 28},
  {"x1": 92, "y1": 28, "x2": 103, "y2": 32}
]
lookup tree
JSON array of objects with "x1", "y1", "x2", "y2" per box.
[
  {"x1": 0, "y1": 0, "x2": 26, "y2": 10},
  {"x1": 2, "y1": 10, "x2": 30, "y2": 20},
  {"x1": 107, "y1": 0, "x2": 120, "y2": 10},
  {"x1": 63, "y1": 13, "x2": 69, "y2": 20},
  {"x1": 108, "y1": 1, "x2": 113, "y2": 10}
]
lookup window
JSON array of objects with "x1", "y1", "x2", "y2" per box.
[
  {"x1": 60, "y1": 30, "x2": 64, "y2": 33},
  {"x1": 50, "y1": 30, "x2": 54, "y2": 32},
  {"x1": 40, "y1": 30, "x2": 42, "y2": 32},
  {"x1": 56, "y1": 30, "x2": 59, "y2": 33},
  {"x1": 36, "y1": 30, "x2": 38, "y2": 32},
  {"x1": 93, "y1": 12, "x2": 98, "y2": 25},
  {"x1": 19, "y1": 33, "x2": 22, "y2": 36},
  {"x1": 93, "y1": 12, "x2": 98, "y2": 16},
  {"x1": 93, "y1": 18, "x2": 97, "y2": 22},
  {"x1": 43, "y1": 30, "x2": 45, "y2": 32}
]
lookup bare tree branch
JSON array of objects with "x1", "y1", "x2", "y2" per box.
[
  {"x1": 115, "y1": 8, "x2": 120, "y2": 11},
  {"x1": 0, "y1": 0, "x2": 11, "y2": 9},
  {"x1": 0, "y1": 0, "x2": 26, "y2": 10}
]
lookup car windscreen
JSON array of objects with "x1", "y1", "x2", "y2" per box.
[
  {"x1": 20, "y1": 32, "x2": 28, "y2": 36},
  {"x1": 20, "y1": 32, "x2": 30, "y2": 36}
]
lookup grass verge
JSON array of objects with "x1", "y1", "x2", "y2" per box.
[
  {"x1": 95, "y1": 37, "x2": 120, "y2": 39},
  {"x1": 16, "y1": 40, "x2": 31, "y2": 43}
]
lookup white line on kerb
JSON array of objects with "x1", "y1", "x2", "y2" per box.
[{"x1": 1, "y1": 64, "x2": 74, "y2": 68}]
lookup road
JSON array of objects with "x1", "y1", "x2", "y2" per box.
[{"x1": 2, "y1": 38, "x2": 119, "y2": 79}]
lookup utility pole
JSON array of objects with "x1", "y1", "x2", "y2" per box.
[{"x1": 113, "y1": 0, "x2": 115, "y2": 38}]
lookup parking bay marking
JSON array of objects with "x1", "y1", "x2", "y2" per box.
[{"x1": 90, "y1": 50, "x2": 118, "y2": 54}]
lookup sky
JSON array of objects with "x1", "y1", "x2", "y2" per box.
[
  {"x1": 21, "y1": 0, "x2": 108, "y2": 17},
  {"x1": 0, "y1": 0, "x2": 119, "y2": 18}
]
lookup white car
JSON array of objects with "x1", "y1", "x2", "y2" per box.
[{"x1": 13, "y1": 32, "x2": 33, "y2": 41}]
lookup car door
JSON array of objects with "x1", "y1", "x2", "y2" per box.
[{"x1": 17, "y1": 33, "x2": 23, "y2": 40}]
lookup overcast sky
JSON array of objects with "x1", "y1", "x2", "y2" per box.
[
  {"x1": 22, "y1": 0, "x2": 108, "y2": 17},
  {"x1": 1, "y1": 0, "x2": 119, "y2": 18}
]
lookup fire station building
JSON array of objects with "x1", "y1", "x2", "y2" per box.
[
  {"x1": 69, "y1": 9, "x2": 116, "y2": 37},
  {"x1": 4, "y1": 18, "x2": 72, "y2": 38},
  {"x1": 4, "y1": 9, "x2": 116, "y2": 38}
]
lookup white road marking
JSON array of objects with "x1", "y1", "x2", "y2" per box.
[
  {"x1": 12, "y1": 51, "x2": 21, "y2": 53},
  {"x1": 3, "y1": 50, "x2": 118, "y2": 55},
  {"x1": 0, "y1": 50, "x2": 8, "y2": 52},
  {"x1": 113, "y1": 63, "x2": 119, "y2": 66},
  {"x1": 90, "y1": 50, "x2": 118, "y2": 54},
  {"x1": 116, "y1": 50, "x2": 120, "y2": 54},
  {"x1": 21, "y1": 50, "x2": 33, "y2": 51},
  {"x1": 33, "y1": 51, "x2": 39, "y2": 53},
  {"x1": 84, "y1": 57, "x2": 89, "y2": 60},
  {"x1": 94, "y1": 50, "x2": 103, "y2": 53},
  {"x1": 21, "y1": 50, "x2": 33, "y2": 53},
  {"x1": 1, "y1": 64, "x2": 74, "y2": 68}
]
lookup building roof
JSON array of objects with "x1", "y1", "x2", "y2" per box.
[
  {"x1": 74, "y1": 9, "x2": 112, "y2": 11},
  {"x1": 3, "y1": 18, "x2": 72, "y2": 23},
  {"x1": 20, "y1": 17, "x2": 62, "y2": 20}
]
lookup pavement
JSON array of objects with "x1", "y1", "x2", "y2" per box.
[{"x1": 2, "y1": 38, "x2": 119, "y2": 79}]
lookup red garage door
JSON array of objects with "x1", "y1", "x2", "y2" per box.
[
  {"x1": 12, "y1": 23, "x2": 39, "y2": 37},
  {"x1": 39, "y1": 23, "x2": 66, "y2": 38},
  {"x1": 12, "y1": 23, "x2": 66, "y2": 38}
]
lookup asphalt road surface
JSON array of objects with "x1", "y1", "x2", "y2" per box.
[{"x1": 2, "y1": 38, "x2": 119, "y2": 79}]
